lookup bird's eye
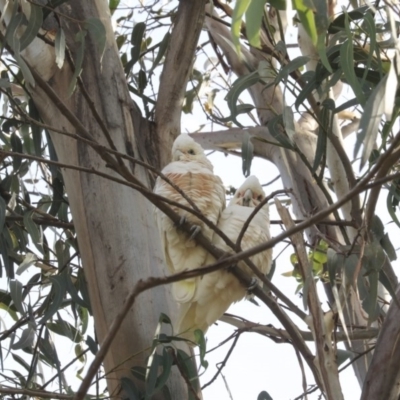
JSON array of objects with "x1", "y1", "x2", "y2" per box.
[
  {"x1": 257, "y1": 195, "x2": 263, "y2": 201},
  {"x1": 188, "y1": 149, "x2": 195, "y2": 155}
]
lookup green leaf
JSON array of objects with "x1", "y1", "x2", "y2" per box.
[
  {"x1": 353, "y1": 71, "x2": 388, "y2": 169},
  {"x1": 5, "y1": 11, "x2": 23, "y2": 51},
  {"x1": 362, "y1": 240, "x2": 385, "y2": 321},
  {"x1": 328, "y1": 6, "x2": 369, "y2": 34},
  {"x1": 241, "y1": 132, "x2": 254, "y2": 177},
  {"x1": 68, "y1": 30, "x2": 86, "y2": 96},
  {"x1": 40, "y1": 274, "x2": 67, "y2": 323},
  {"x1": 109, "y1": 0, "x2": 120, "y2": 15},
  {"x1": 10, "y1": 133, "x2": 23, "y2": 171},
  {"x1": 12, "y1": 353, "x2": 30, "y2": 372},
  {"x1": 316, "y1": 33, "x2": 332, "y2": 73},
  {"x1": 84, "y1": 18, "x2": 106, "y2": 59},
  {"x1": 43, "y1": 0, "x2": 70, "y2": 19},
  {"x1": 231, "y1": 0, "x2": 251, "y2": 54},
  {"x1": 245, "y1": 0, "x2": 266, "y2": 48},
  {"x1": 39, "y1": 328, "x2": 61, "y2": 375},
  {"x1": 341, "y1": 12, "x2": 365, "y2": 105},
  {"x1": 336, "y1": 349, "x2": 353, "y2": 366},
  {"x1": 29, "y1": 99, "x2": 43, "y2": 156},
  {"x1": 77, "y1": 269, "x2": 92, "y2": 314},
  {"x1": 267, "y1": 114, "x2": 293, "y2": 149},
  {"x1": 194, "y1": 330, "x2": 208, "y2": 369},
  {"x1": 379, "y1": 267, "x2": 400, "y2": 307},
  {"x1": 66, "y1": 273, "x2": 90, "y2": 309},
  {"x1": 387, "y1": 184, "x2": 400, "y2": 228},
  {"x1": 47, "y1": 318, "x2": 83, "y2": 343},
  {"x1": 86, "y1": 335, "x2": 98, "y2": 355},
  {"x1": 0, "y1": 233, "x2": 14, "y2": 278},
  {"x1": 121, "y1": 377, "x2": 141, "y2": 400},
  {"x1": 275, "y1": 56, "x2": 310, "y2": 84},
  {"x1": 154, "y1": 347, "x2": 173, "y2": 393},
  {"x1": 10, "y1": 279, "x2": 24, "y2": 315},
  {"x1": 0, "y1": 196, "x2": 6, "y2": 233},
  {"x1": 380, "y1": 233, "x2": 397, "y2": 261},
  {"x1": 150, "y1": 32, "x2": 171, "y2": 74},
  {"x1": 23, "y1": 211, "x2": 43, "y2": 253},
  {"x1": 16, "y1": 252, "x2": 37, "y2": 275},
  {"x1": 11, "y1": 327, "x2": 35, "y2": 349},
  {"x1": 146, "y1": 352, "x2": 161, "y2": 397},
  {"x1": 313, "y1": 100, "x2": 332, "y2": 172},
  {"x1": 226, "y1": 71, "x2": 260, "y2": 126},
  {"x1": 282, "y1": 105, "x2": 295, "y2": 138},
  {"x1": 55, "y1": 28, "x2": 66, "y2": 69},
  {"x1": 294, "y1": 0, "x2": 317, "y2": 45},
  {"x1": 130, "y1": 22, "x2": 146, "y2": 67},
  {"x1": 48, "y1": 177, "x2": 64, "y2": 217},
  {"x1": 361, "y1": 13, "x2": 377, "y2": 88},
  {"x1": 19, "y1": 3, "x2": 43, "y2": 51},
  {"x1": 258, "y1": 390, "x2": 273, "y2": 400},
  {"x1": 295, "y1": 76, "x2": 316, "y2": 111},
  {"x1": 176, "y1": 349, "x2": 199, "y2": 398}
]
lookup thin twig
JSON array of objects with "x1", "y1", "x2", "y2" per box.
[
  {"x1": 201, "y1": 332, "x2": 240, "y2": 390},
  {"x1": 294, "y1": 346, "x2": 309, "y2": 400},
  {"x1": 235, "y1": 189, "x2": 289, "y2": 251}
]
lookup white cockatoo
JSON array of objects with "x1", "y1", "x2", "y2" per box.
[
  {"x1": 154, "y1": 134, "x2": 226, "y2": 305},
  {"x1": 177, "y1": 175, "x2": 272, "y2": 340}
]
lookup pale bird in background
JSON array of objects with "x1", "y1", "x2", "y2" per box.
[
  {"x1": 177, "y1": 176, "x2": 272, "y2": 341},
  {"x1": 154, "y1": 134, "x2": 226, "y2": 305}
]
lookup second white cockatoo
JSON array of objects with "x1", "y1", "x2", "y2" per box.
[
  {"x1": 154, "y1": 134, "x2": 226, "y2": 304},
  {"x1": 177, "y1": 175, "x2": 272, "y2": 340}
]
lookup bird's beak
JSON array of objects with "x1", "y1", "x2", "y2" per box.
[
  {"x1": 243, "y1": 189, "x2": 252, "y2": 206},
  {"x1": 173, "y1": 150, "x2": 184, "y2": 161}
]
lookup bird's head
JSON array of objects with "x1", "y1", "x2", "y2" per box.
[
  {"x1": 171, "y1": 134, "x2": 205, "y2": 162},
  {"x1": 230, "y1": 176, "x2": 265, "y2": 207}
]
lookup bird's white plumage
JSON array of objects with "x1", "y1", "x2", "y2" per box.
[
  {"x1": 154, "y1": 134, "x2": 226, "y2": 304},
  {"x1": 177, "y1": 176, "x2": 272, "y2": 339}
]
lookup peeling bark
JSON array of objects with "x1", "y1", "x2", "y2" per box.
[{"x1": 0, "y1": 1, "x2": 190, "y2": 397}]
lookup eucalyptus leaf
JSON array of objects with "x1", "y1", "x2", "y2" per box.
[
  {"x1": 121, "y1": 377, "x2": 141, "y2": 400},
  {"x1": 11, "y1": 327, "x2": 35, "y2": 350},
  {"x1": 84, "y1": 18, "x2": 106, "y2": 59},
  {"x1": 245, "y1": 0, "x2": 266, "y2": 48},
  {"x1": 242, "y1": 131, "x2": 254, "y2": 177},
  {"x1": 68, "y1": 30, "x2": 86, "y2": 96},
  {"x1": 19, "y1": 3, "x2": 43, "y2": 51},
  {"x1": 10, "y1": 279, "x2": 24, "y2": 315},
  {"x1": 55, "y1": 28, "x2": 66, "y2": 69},
  {"x1": 231, "y1": 0, "x2": 251, "y2": 54}
]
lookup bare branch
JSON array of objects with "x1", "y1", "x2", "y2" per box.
[
  {"x1": 276, "y1": 199, "x2": 344, "y2": 399},
  {"x1": 0, "y1": 387, "x2": 72, "y2": 399},
  {"x1": 220, "y1": 315, "x2": 379, "y2": 342}
]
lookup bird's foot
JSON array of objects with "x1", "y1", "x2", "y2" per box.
[
  {"x1": 247, "y1": 277, "x2": 258, "y2": 292},
  {"x1": 189, "y1": 224, "x2": 201, "y2": 241},
  {"x1": 177, "y1": 215, "x2": 187, "y2": 227}
]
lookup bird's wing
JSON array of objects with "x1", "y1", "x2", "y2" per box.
[
  {"x1": 154, "y1": 160, "x2": 226, "y2": 304},
  {"x1": 176, "y1": 205, "x2": 272, "y2": 339}
]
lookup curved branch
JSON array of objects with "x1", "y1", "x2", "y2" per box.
[
  {"x1": 220, "y1": 315, "x2": 379, "y2": 342},
  {"x1": 155, "y1": 0, "x2": 207, "y2": 168}
]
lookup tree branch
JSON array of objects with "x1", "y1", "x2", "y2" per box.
[
  {"x1": 0, "y1": 387, "x2": 72, "y2": 399},
  {"x1": 155, "y1": 0, "x2": 208, "y2": 168}
]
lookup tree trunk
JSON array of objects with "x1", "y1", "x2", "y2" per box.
[{"x1": 0, "y1": 0, "x2": 189, "y2": 397}]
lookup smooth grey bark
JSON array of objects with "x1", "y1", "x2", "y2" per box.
[
  {"x1": 361, "y1": 286, "x2": 400, "y2": 400},
  {"x1": 0, "y1": 1, "x2": 194, "y2": 398}
]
